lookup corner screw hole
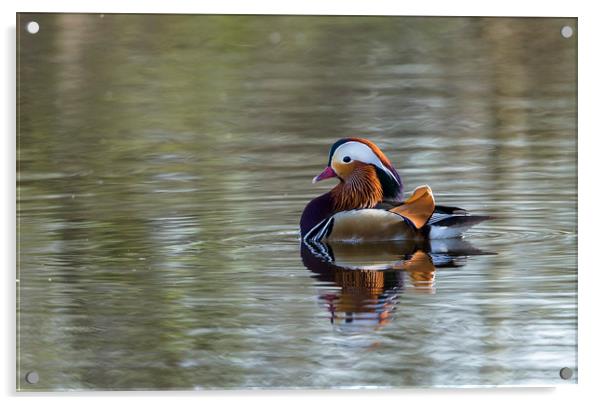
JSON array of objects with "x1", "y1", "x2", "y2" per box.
[
  {"x1": 25, "y1": 371, "x2": 39, "y2": 384},
  {"x1": 561, "y1": 26, "x2": 573, "y2": 39},
  {"x1": 559, "y1": 367, "x2": 573, "y2": 380},
  {"x1": 26, "y1": 21, "x2": 40, "y2": 34}
]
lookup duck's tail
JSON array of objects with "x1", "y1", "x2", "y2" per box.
[{"x1": 425, "y1": 205, "x2": 493, "y2": 239}]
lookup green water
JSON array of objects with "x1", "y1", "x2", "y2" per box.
[{"x1": 17, "y1": 14, "x2": 577, "y2": 390}]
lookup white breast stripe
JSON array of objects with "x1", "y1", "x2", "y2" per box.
[
  {"x1": 304, "y1": 216, "x2": 334, "y2": 242},
  {"x1": 316, "y1": 217, "x2": 333, "y2": 241}
]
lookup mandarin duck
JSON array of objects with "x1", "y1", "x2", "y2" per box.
[{"x1": 300, "y1": 138, "x2": 491, "y2": 242}]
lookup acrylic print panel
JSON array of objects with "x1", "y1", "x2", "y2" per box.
[{"x1": 16, "y1": 13, "x2": 577, "y2": 391}]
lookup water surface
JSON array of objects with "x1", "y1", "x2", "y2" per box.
[{"x1": 17, "y1": 14, "x2": 577, "y2": 390}]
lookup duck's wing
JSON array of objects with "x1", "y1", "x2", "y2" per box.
[
  {"x1": 388, "y1": 185, "x2": 435, "y2": 229},
  {"x1": 426, "y1": 205, "x2": 492, "y2": 239},
  {"x1": 322, "y1": 209, "x2": 418, "y2": 242},
  {"x1": 432, "y1": 204, "x2": 468, "y2": 215},
  {"x1": 381, "y1": 188, "x2": 492, "y2": 239}
]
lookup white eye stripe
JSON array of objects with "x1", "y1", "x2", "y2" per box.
[{"x1": 332, "y1": 141, "x2": 400, "y2": 185}]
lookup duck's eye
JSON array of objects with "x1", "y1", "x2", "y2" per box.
[{"x1": 342, "y1": 156, "x2": 351, "y2": 163}]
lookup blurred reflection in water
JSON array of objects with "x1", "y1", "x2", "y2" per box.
[
  {"x1": 17, "y1": 14, "x2": 576, "y2": 389},
  {"x1": 301, "y1": 240, "x2": 492, "y2": 332}
]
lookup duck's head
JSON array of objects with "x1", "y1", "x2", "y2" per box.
[{"x1": 313, "y1": 138, "x2": 403, "y2": 202}]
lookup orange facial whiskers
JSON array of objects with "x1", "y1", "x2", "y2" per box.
[{"x1": 331, "y1": 163, "x2": 383, "y2": 212}]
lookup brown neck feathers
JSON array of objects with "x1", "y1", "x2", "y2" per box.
[{"x1": 331, "y1": 164, "x2": 383, "y2": 211}]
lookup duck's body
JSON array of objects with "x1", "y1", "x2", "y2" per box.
[{"x1": 300, "y1": 138, "x2": 490, "y2": 242}]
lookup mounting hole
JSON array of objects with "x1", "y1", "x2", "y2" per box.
[
  {"x1": 25, "y1": 371, "x2": 39, "y2": 384},
  {"x1": 559, "y1": 367, "x2": 573, "y2": 380},
  {"x1": 560, "y1": 25, "x2": 573, "y2": 39},
  {"x1": 26, "y1": 21, "x2": 40, "y2": 34}
]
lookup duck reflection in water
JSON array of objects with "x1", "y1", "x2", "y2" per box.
[{"x1": 301, "y1": 239, "x2": 491, "y2": 332}]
